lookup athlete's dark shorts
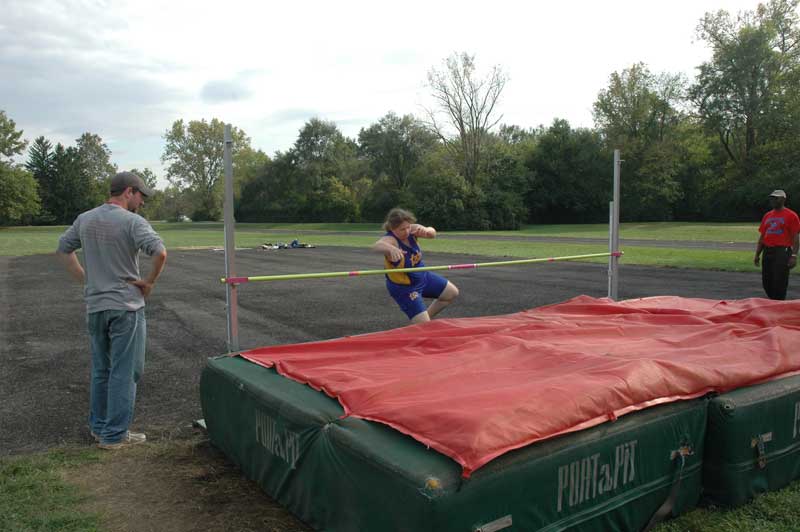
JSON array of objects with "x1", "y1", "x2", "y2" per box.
[{"x1": 386, "y1": 272, "x2": 449, "y2": 319}]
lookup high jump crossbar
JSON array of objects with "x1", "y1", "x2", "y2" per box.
[{"x1": 221, "y1": 251, "x2": 623, "y2": 285}]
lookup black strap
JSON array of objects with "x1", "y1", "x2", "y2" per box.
[
  {"x1": 752, "y1": 435, "x2": 768, "y2": 469},
  {"x1": 641, "y1": 446, "x2": 692, "y2": 532}
]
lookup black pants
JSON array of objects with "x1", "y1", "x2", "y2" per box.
[{"x1": 762, "y1": 246, "x2": 792, "y2": 300}]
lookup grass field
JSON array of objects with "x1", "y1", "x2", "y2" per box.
[
  {"x1": 133, "y1": 220, "x2": 761, "y2": 243},
  {"x1": 0, "y1": 222, "x2": 758, "y2": 272},
  {"x1": 0, "y1": 449, "x2": 101, "y2": 532},
  {"x1": 468, "y1": 221, "x2": 759, "y2": 243}
]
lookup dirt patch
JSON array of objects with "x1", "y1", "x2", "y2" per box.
[{"x1": 66, "y1": 429, "x2": 311, "y2": 532}]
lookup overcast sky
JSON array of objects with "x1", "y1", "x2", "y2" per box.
[{"x1": 2, "y1": 0, "x2": 764, "y2": 187}]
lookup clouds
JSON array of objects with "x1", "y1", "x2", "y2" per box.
[
  {"x1": 1, "y1": 2, "x2": 185, "y2": 145},
  {"x1": 201, "y1": 79, "x2": 252, "y2": 104},
  {"x1": 267, "y1": 108, "x2": 321, "y2": 125}
]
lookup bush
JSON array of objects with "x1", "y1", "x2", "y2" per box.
[
  {"x1": 407, "y1": 172, "x2": 471, "y2": 230},
  {"x1": 0, "y1": 163, "x2": 41, "y2": 225},
  {"x1": 309, "y1": 176, "x2": 360, "y2": 222},
  {"x1": 360, "y1": 176, "x2": 415, "y2": 222}
]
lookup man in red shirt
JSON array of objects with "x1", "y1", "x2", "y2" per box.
[{"x1": 754, "y1": 189, "x2": 800, "y2": 300}]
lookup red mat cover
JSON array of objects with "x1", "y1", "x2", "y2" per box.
[{"x1": 240, "y1": 296, "x2": 800, "y2": 477}]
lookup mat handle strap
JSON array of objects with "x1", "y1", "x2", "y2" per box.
[
  {"x1": 641, "y1": 444, "x2": 693, "y2": 532},
  {"x1": 751, "y1": 433, "x2": 772, "y2": 469}
]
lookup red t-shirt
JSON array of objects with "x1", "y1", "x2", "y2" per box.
[{"x1": 760, "y1": 207, "x2": 800, "y2": 247}]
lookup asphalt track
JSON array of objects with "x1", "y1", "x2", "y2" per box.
[{"x1": 0, "y1": 246, "x2": 786, "y2": 455}]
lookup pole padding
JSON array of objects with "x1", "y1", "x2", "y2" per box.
[{"x1": 221, "y1": 251, "x2": 623, "y2": 284}]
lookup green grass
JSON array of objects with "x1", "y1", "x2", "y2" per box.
[
  {"x1": 479, "y1": 221, "x2": 760, "y2": 243},
  {"x1": 148, "y1": 221, "x2": 382, "y2": 232},
  {"x1": 0, "y1": 223, "x2": 758, "y2": 272},
  {"x1": 170, "y1": 221, "x2": 760, "y2": 243},
  {"x1": 0, "y1": 448, "x2": 102, "y2": 532},
  {"x1": 654, "y1": 480, "x2": 800, "y2": 531}
]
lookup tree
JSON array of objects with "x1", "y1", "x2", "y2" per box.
[
  {"x1": 593, "y1": 63, "x2": 685, "y2": 149},
  {"x1": 407, "y1": 146, "x2": 475, "y2": 230},
  {"x1": 525, "y1": 119, "x2": 611, "y2": 223},
  {"x1": 26, "y1": 137, "x2": 97, "y2": 224},
  {"x1": 690, "y1": 0, "x2": 800, "y2": 167},
  {"x1": 47, "y1": 144, "x2": 96, "y2": 224},
  {"x1": 688, "y1": 0, "x2": 800, "y2": 219},
  {"x1": 162, "y1": 118, "x2": 250, "y2": 221},
  {"x1": 359, "y1": 175, "x2": 417, "y2": 223},
  {"x1": 358, "y1": 112, "x2": 437, "y2": 191},
  {"x1": 293, "y1": 118, "x2": 361, "y2": 186},
  {"x1": 497, "y1": 124, "x2": 537, "y2": 145},
  {"x1": 76, "y1": 133, "x2": 116, "y2": 180},
  {"x1": 477, "y1": 125, "x2": 536, "y2": 228},
  {"x1": 233, "y1": 146, "x2": 270, "y2": 195},
  {"x1": 309, "y1": 176, "x2": 360, "y2": 222},
  {"x1": 129, "y1": 167, "x2": 158, "y2": 190},
  {"x1": 129, "y1": 167, "x2": 163, "y2": 221},
  {"x1": 593, "y1": 63, "x2": 688, "y2": 220},
  {"x1": 26, "y1": 136, "x2": 54, "y2": 177},
  {"x1": 76, "y1": 132, "x2": 117, "y2": 206},
  {"x1": 25, "y1": 136, "x2": 56, "y2": 223},
  {"x1": 292, "y1": 118, "x2": 362, "y2": 221},
  {"x1": 0, "y1": 113, "x2": 40, "y2": 225},
  {"x1": 158, "y1": 185, "x2": 192, "y2": 222},
  {"x1": 237, "y1": 151, "x2": 304, "y2": 222},
  {"x1": 0, "y1": 110, "x2": 27, "y2": 162},
  {"x1": 0, "y1": 164, "x2": 40, "y2": 225},
  {"x1": 425, "y1": 53, "x2": 508, "y2": 184}
]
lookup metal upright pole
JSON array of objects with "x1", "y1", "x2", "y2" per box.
[
  {"x1": 223, "y1": 124, "x2": 239, "y2": 352},
  {"x1": 608, "y1": 200, "x2": 614, "y2": 297},
  {"x1": 607, "y1": 149, "x2": 621, "y2": 300}
]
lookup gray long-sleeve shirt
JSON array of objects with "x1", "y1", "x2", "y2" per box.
[{"x1": 57, "y1": 203, "x2": 165, "y2": 313}]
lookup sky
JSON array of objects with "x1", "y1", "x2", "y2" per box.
[{"x1": 1, "y1": 0, "x2": 764, "y2": 188}]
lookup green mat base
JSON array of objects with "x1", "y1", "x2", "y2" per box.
[
  {"x1": 704, "y1": 374, "x2": 800, "y2": 506},
  {"x1": 200, "y1": 355, "x2": 707, "y2": 532}
]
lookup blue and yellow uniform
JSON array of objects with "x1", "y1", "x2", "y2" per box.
[{"x1": 384, "y1": 231, "x2": 448, "y2": 319}]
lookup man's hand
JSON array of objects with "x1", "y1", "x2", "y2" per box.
[
  {"x1": 131, "y1": 248, "x2": 167, "y2": 297},
  {"x1": 790, "y1": 255, "x2": 797, "y2": 269},
  {"x1": 128, "y1": 279, "x2": 155, "y2": 298},
  {"x1": 754, "y1": 255, "x2": 761, "y2": 267}
]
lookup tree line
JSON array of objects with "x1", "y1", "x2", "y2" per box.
[{"x1": 1, "y1": 0, "x2": 798, "y2": 228}]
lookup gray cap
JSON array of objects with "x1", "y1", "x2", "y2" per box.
[
  {"x1": 770, "y1": 189, "x2": 787, "y2": 198},
  {"x1": 110, "y1": 171, "x2": 154, "y2": 197}
]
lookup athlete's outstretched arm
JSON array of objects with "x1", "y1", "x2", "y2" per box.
[{"x1": 410, "y1": 224, "x2": 436, "y2": 238}]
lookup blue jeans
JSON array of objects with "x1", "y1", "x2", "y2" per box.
[{"x1": 87, "y1": 308, "x2": 146, "y2": 444}]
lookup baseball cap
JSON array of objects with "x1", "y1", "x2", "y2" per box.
[
  {"x1": 770, "y1": 189, "x2": 787, "y2": 198},
  {"x1": 110, "y1": 171, "x2": 154, "y2": 197}
]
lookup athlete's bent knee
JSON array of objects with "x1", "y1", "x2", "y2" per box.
[{"x1": 441, "y1": 282, "x2": 459, "y2": 302}]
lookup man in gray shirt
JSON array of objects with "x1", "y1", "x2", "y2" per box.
[{"x1": 57, "y1": 171, "x2": 167, "y2": 449}]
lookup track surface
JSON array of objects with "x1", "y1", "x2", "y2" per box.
[{"x1": 0, "y1": 246, "x2": 784, "y2": 455}]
